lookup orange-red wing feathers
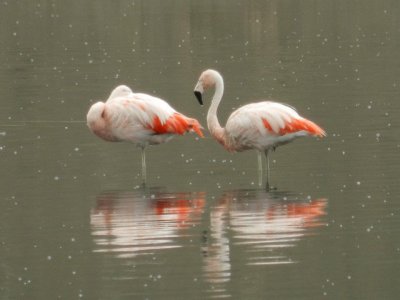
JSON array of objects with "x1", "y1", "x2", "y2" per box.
[
  {"x1": 279, "y1": 118, "x2": 326, "y2": 137},
  {"x1": 151, "y1": 113, "x2": 204, "y2": 137},
  {"x1": 261, "y1": 118, "x2": 273, "y2": 132},
  {"x1": 262, "y1": 116, "x2": 325, "y2": 137},
  {"x1": 188, "y1": 118, "x2": 205, "y2": 138}
]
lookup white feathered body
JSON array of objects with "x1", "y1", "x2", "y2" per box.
[
  {"x1": 209, "y1": 101, "x2": 324, "y2": 152},
  {"x1": 87, "y1": 85, "x2": 203, "y2": 147}
]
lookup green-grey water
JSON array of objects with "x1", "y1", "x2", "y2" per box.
[{"x1": 1, "y1": 1, "x2": 400, "y2": 299}]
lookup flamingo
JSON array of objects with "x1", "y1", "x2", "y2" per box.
[
  {"x1": 87, "y1": 85, "x2": 204, "y2": 183},
  {"x1": 193, "y1": 69, "x2": 325, "y2": 189}
]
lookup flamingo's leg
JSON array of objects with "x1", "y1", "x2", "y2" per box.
[
  {"x1": 264, "y1": 149, "x2": 271, "y2": 190},
  {"x1": 257, "y1": 151, "x2": 263, "y2": 187},
  {"x1": 141, "y1": 146, "x2": 147, "y2": 184}
]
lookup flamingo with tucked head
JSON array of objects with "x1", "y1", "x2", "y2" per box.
[
  {"x1": 87, "y1": 85, "x2": 204, "y2": 184},
  {"x1": 193, "y1": 69, "x2": 325, "y2": 189}
]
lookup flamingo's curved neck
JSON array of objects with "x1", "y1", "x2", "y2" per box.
[{"x1": 207, "y1": 73, "x2": 226, "y2": 144}]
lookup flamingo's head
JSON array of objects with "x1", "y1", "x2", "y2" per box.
[
  {"x1": 193, "y1": 69, "x2": 222, "y2": 105},
  {"x1": 86, "y1": 101, "x2": 120, "y2": 142}
]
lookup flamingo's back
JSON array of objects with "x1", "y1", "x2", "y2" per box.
[
  {"x1": 97, "y1": 93, "x2": 203, "y2": 145},
  {"x1": 224, "y1": 101, "x2": 325, "y2": 151}
]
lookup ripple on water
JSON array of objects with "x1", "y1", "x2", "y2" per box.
[
  {"x1": 207, "y1": 190, "x2": 327, "y2": 268},
  {"x1": 200, "y1": 189, "x2": 327, "y2": 298},
  {"x1": 90, "y1": 189, "x2": 206, "y2": 259}
]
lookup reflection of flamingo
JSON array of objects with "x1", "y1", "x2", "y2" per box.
[
  {"x1": 193, "y1": 70, "x2": 326, "y2": 189},
  {"x1": 203, "y1": 189, "x2": 326, "y2": 272},
  {"x1": 87, "y1": 85, "x2": 204, "y2": 183},
  {"x1": 202, "y1": 204, "x2": 231, "y2": 287},
  {"x1": 228, "y1": 190, "x2": 326, "y2": 261},
  {"x1": 200, "y1": 189, "x2": 327, "y2": 298},
  {"x1": 90, "y1": 190, "x2": 205, "y2": 258}
]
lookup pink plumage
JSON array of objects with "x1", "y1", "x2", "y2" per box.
[
  {"x1": 193, "y1": 69, "x2": 325, "y2": 189},
  {"x1": 87, "y1": 85, "x2": 203, "y2": 183}
]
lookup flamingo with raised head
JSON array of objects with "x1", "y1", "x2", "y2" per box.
[
  {"x1": 193, "y1": 69, "x2": 325, "y2": 189},
  {"x1": 87, "y1": 85, "x2": 204, "y2": 183}
]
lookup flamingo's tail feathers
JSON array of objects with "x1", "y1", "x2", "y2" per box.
[
  {"x1": 152, "y1": 113, "x2": 204, "y2": 138},
  {"x1": 302, "y1": 119, "x2": 326, "y2": 137},
  {"x1": 279, "y1": 118, "x2": 326, "y2": 137},
  {"x1": 187, "y1": 117, "x2": 204, "y2": 138}
]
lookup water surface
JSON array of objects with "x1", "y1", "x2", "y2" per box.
[{"x1": 1, "y1": 1, "x2": 400, "y2": 299}]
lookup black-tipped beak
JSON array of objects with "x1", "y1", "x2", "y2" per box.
[{"x1": 194, "y1": 91, "x2": 203, "y2": 105}]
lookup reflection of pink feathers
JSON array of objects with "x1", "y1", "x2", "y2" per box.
[
  {"x1": 90, "y1": 191, "x2": 206, "y2": 258},
  {"x1": 153, "y1": 194, "x2": 206, "y2": 228},
  {"x1": 266, "y1": 199, "x2": 327, "y2": 228},
  {"x1": 87, "y1": 85, "x2": 203, "y2": 146},
  {"x1": 202, "y1": 190, "x2": 327, "y2": 280}
]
